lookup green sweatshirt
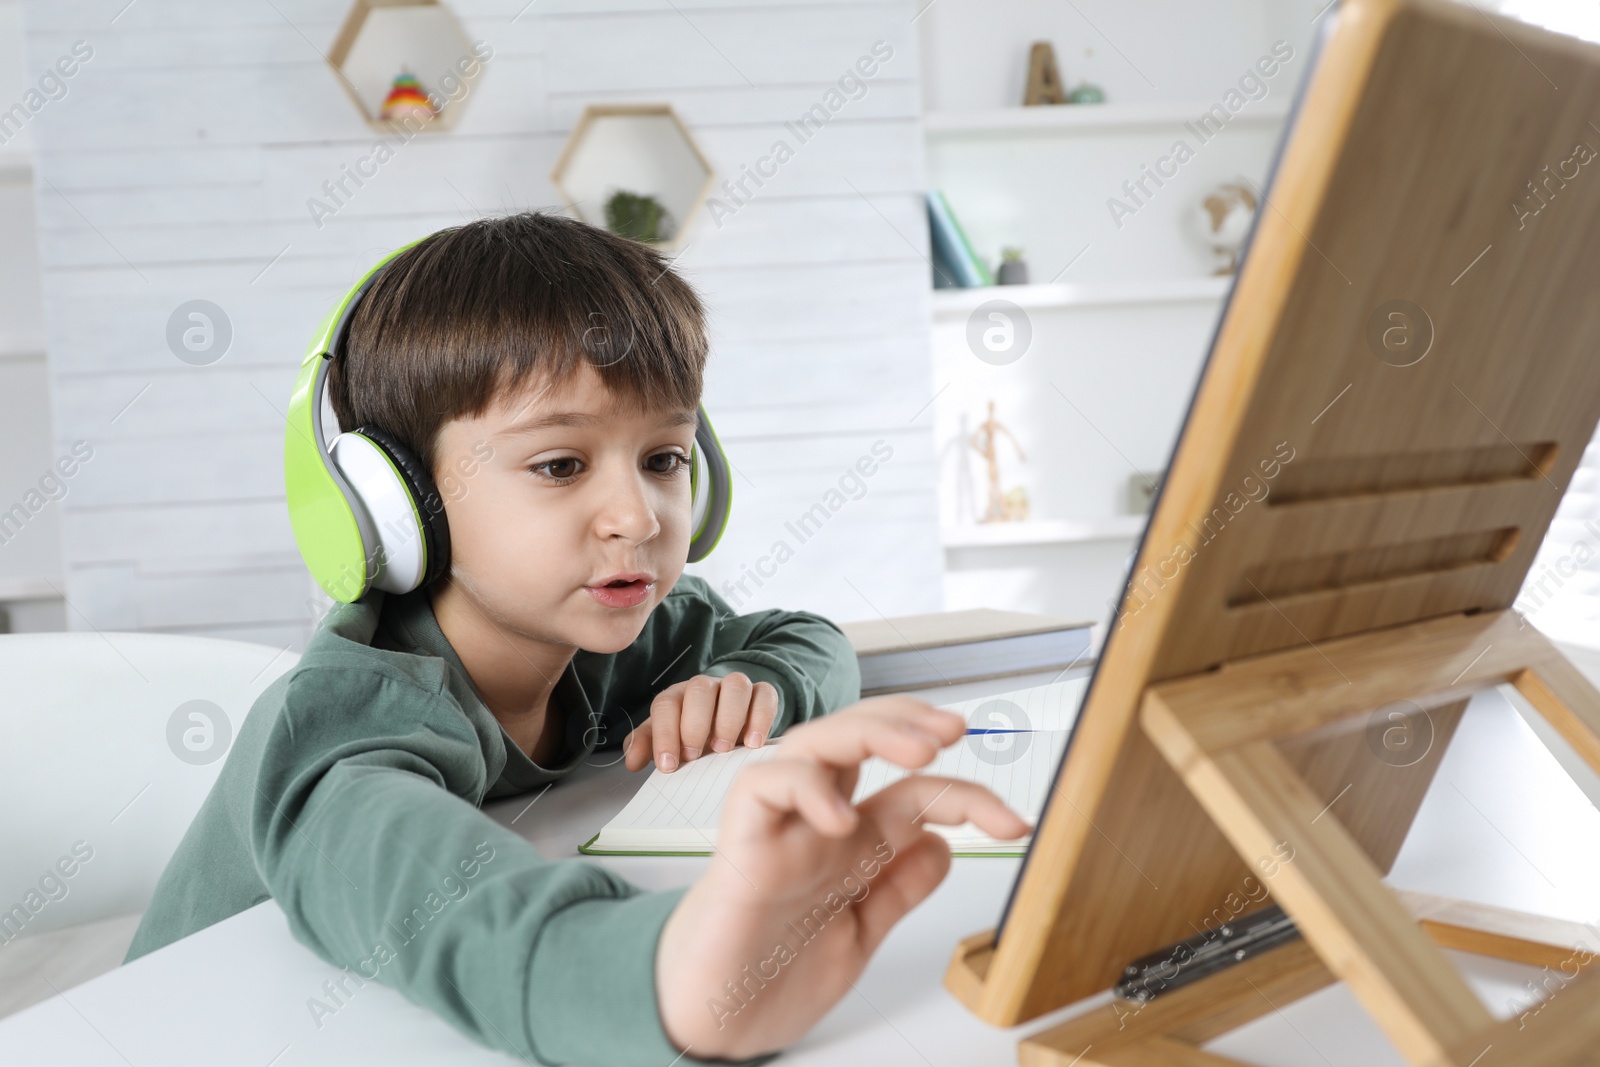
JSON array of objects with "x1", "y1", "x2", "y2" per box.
[{"x1": 123, "y1": 574, "x2": 862, "y2": 1067}]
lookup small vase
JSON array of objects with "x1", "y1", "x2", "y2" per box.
[{"x1": 997, "y1": 259, "x2": 1030, "y2": 285}]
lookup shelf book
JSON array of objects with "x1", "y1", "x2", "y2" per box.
[
  {"x1": 926, "y1": 190, "x2": 991, "y2": 287},
  {"x1": 578, "y1": 675, "x2": 1089, "y2": 858}
]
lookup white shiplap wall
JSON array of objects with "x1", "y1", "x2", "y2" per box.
[{"x1": 20, "y1": 0, "x2": 944, "y2": 652}]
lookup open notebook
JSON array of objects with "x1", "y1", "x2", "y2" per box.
[{"x1": 579, "y1": 675, "x2": 1089, "y2": 857}]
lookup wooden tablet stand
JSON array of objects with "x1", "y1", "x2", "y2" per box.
[
  {"x1": 941, "y1": 0, "x2": 1600, "y2": 1062},
  {"x1": 1009, "y1": 608, "x2": 1600, "y2": 1067}
]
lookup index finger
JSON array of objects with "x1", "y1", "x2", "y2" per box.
[
  {"x1": 778, "y1": 696, "x2": 966, "y2": 771},
  {"x1": 860, "y1": 774, "x2": 1032, "y2": 846}
]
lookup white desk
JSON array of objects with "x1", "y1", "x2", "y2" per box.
[{"x1": 3, "y1": 671, "x2": 1598, "y2": 1066}]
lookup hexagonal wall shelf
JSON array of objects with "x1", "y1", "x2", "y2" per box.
[
  {"x1": 551, "y1": 104, "x2": 714, "y2": 252},
  {"x1": 329, "y1": 0, "x2": 485, "y2": 133}
]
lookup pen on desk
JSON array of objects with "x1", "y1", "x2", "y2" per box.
[{"x1": 964, "y1": 728, "x2": 1034, "y2": 735}]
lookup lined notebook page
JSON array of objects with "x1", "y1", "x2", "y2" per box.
[
  {"x1": 606, "y1": 742, "x2": 788, "y2": 841},
  {"x1": 586, "y1": 674, "x2": 1089, "y2": 853},
  {"x1": 941, "y1": 675, "x2": 1090, "y2": 731}
]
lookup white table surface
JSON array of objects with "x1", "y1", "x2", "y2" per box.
[{"x1": 4, "y1": 668, "x2": 1598, "y2": 1067}]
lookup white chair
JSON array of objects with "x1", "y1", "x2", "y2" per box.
[{"x1": 0, "y1": 631, "x2": 299, "y2": 1016}]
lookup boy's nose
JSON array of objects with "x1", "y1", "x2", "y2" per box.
[{"x1": 592, "y1": 467, "x2": 660, "y2": 544}]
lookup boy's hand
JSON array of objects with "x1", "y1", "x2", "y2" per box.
[
  {"x1": 653, "y1": 696, "x2": 1032, "y2": 1061},
  {"x1": 622, "y1": 671, "x2": 780, "y2": 773}
]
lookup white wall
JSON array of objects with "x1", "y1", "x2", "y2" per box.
[
  {"x1": 18, "y1": 0, "x2": 944, "y2": 651},
  {"x1": 0, "y1": 168, "x2": 59, "y2": 610},
  {"x1": 0, "y1": 0, "x2": 66, "y2": 634}
]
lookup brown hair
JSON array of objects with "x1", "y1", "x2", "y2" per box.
[{"x1": 326, "y1": 211, "x2": 707, "y2": 477}]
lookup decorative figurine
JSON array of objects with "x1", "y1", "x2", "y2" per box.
[
  {"x1": 1001, "y1": 485, "x2": 1030, "y2": 521},
  {"x1": 378, "y1": 70, "x2": 438, "y2": 125},
  {"x1": 942, "y1": 409, "x2": 980, "y2": 524},
  {"x1": 1024, "y1": 42, "x2": 1068, "y2": 105},
  {"x1": 969, "y1": 399, "x2": 1028, "y2": 524},
  {"x1": 1192, "y1": 180, "x2": 1258, "y2": 275}
]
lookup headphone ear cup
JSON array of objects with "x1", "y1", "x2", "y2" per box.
[
  {"x1": 687, "y1": 406, "x2": 731, "y2": 563},
  {"x1": 351, "y1": 425, "x2": 452, "y2": 590},
  {"x1": 688, "y1": 441, "x2": 701, "y2": 517}
]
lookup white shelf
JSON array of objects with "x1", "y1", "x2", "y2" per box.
[
  {"x1": 925, "y1": 99, "x2": 1291, "y2": 136},
  {"x1": 932, "y1": 276, "x2": 1231, "y2": 319},
  {"x1": 942, "y1": 516, "x2": 1146, "y2": 548}
]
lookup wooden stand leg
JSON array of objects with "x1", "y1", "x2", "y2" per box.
[
  {"x1": 1395, "y1": 890, "x2": 1600, "y2": 970},
  {"x1": 1016, "y1": 610, "x2": 1600, "y2": 1067},
  {"x1": 1019, "y1": 893, "x2": 1600, "y2": 1067},
  {"x1": 1018, "y1": 938, "x2": 1336, "y2": 1067},
  {"x1": 1511, "y1": 654, "x2": 1600, "y2": 777},
  {"x1": 1187, "y1": 736, "x2": 1493, "y2": 1063}
]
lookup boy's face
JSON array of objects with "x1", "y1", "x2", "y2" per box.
[{"x1": 429, "y1": 360, "x2": 699, "y2": 655}]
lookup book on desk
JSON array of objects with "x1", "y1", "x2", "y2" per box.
[{"x1": 838, "y1": 606, "x2": 1096, "y2": 696}]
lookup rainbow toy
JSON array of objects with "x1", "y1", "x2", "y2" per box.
[{"x1": 378, "y1": 70, "x2": 437, "y2": 125}]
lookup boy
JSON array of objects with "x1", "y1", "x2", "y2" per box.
[{"x1": 123, "y1": 212, "x2": 1028, "y2": 1065}]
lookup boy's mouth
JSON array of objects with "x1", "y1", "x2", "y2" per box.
[{"x1": 586, "y1": 573, "x2": 655, "y2": 609}]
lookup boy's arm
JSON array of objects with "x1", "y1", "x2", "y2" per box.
[
  {"x1": 251, "y1": 665, "x2": 774, "y2": 1067},
  {"x1": 595, "y1": 574, "x2": 861, "y2": 742},
  {"x1": 695, "y1": 580, "x2": 861, "y2": 736}
]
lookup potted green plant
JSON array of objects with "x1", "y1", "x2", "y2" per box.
[
  {"x1": 997, "y1": 246, "x2": 1030, "y2": 285},
  {"x1": 604, "y1": 189, "x2": 675, "y2": 244}
]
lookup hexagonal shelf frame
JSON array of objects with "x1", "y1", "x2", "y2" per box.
[
  {"x1": 551, "y1": 104, "x2": 715, "y2": 252},
  {"x1": 328, "y1": 0, "x2": 484, "y2": 133}
]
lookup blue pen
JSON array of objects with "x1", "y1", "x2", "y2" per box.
[{"x1": 964, "y1": 728, "x2": 1034, "y2": 735}]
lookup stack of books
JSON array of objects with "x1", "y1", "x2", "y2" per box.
[{"x1": 839, "y1": 606, "x2": 1095, "y2": 696}]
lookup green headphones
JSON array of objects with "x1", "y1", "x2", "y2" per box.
[{"x1": 284, "y1": 237, "x2": 733, "y2": 604}]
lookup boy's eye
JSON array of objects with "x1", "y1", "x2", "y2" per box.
[
  {"x1": 649, "y1": 451, "x2": 691, "y2": 476},
  {"x1": 529, "y1": 457, "x2": 581, "y2": 482},
  {"x1": 527, "y1": 451, "x2": 690, "y2": 484}
]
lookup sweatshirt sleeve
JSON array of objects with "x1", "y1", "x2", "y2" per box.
[
  {"x1": 691, "y1": 581, "x2": 862, "y2": 737},
  {"x1": 581, "y1": 574, "x2": 861, "y2": 742},
  {"x1": 251, "y1": 664, "x2": 774, "y2": 1067}
]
